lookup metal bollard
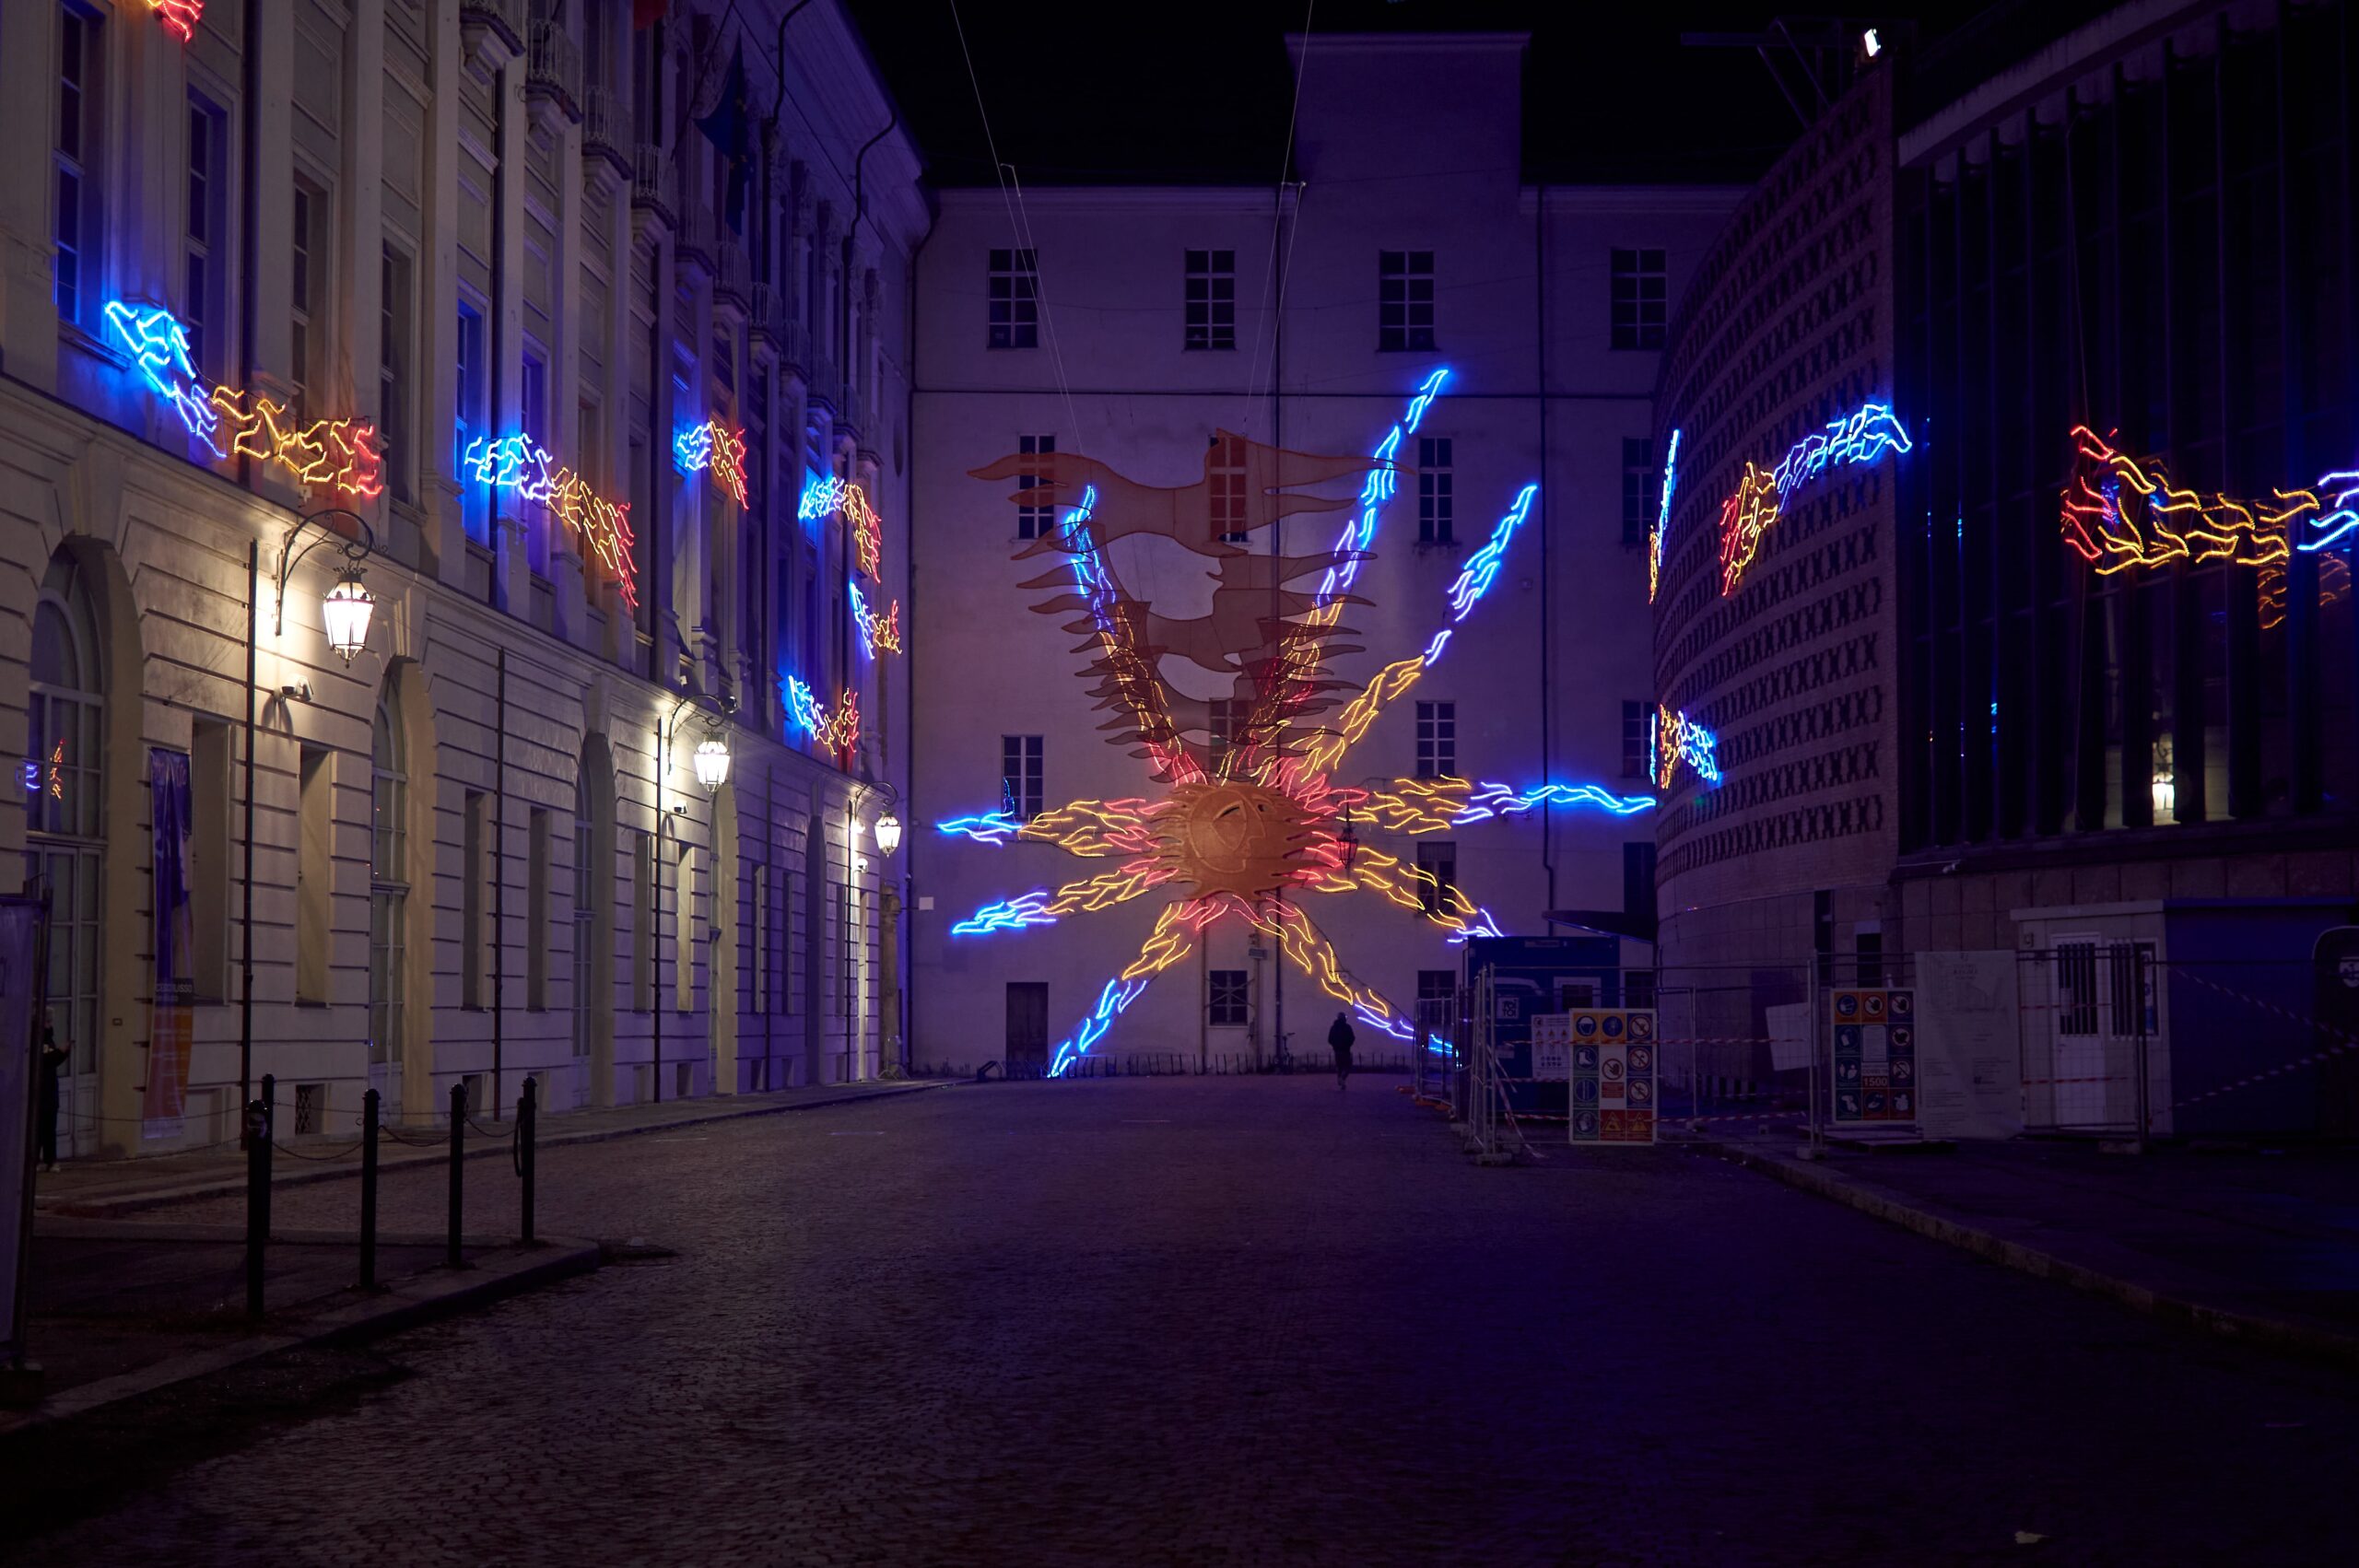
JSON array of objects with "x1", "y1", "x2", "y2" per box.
[
  {"x1": 516, "y1": 1075, "x2": 538, "y2": 1246},
  {"x1": 243, "y1": 1097, "x2": 270, "y2": 1319},
  {"x1": 358, "y1": 1088, "x2": 381, "y2": 1290},
  {"x1": 259, "y1": 1073, "x2": 276, "y2": 1246},
  {"x1": 447, "y1": 1081, "x2": 466, "y2": 1270}
]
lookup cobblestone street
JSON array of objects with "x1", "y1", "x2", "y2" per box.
[{"x1": 15, "y1": 1078, "x2": 2359, "y2": 1565}]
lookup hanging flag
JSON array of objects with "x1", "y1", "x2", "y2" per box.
[{"x1": 694, "y1": 43, "x2": 753, "y2": 235}]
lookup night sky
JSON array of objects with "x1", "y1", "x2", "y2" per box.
[{"x1": 841, "y1": 0, "x2": 2023, "y2": 190}]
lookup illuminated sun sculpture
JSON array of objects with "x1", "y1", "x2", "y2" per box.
[{"x1": 943, "y1": 369, "x2": 1657, "y2": 1076}]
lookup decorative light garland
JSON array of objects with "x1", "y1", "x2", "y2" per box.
[
  {"x1": 147, "y1": 0, "x2": 203, "y2": 41},
  {"x1": 461, "y1": 433, "x2": 639, "y2": 609},
  {"x1": 799, "y1": 474, "x2": 886, "y2": 580},
  {"x1": 1717, "y1": 403, "x2": 1911, "y2": 594},
  {"x1": 1654, "y1": 706, "x2": 1721, "y2": 789},
  {"x1": 784, "y1": 674, "x2": 860, "y2": 757},
  {"x1": 2060, "y1": 425, "x2": 2354, "y2": 629},
  {"x1": 674, "y1": 418, "x2": 749, "y2": 509},
  {"x1": 104, "y1": 299, "x2": 385, "y2": 502},
  {"x1": 1649, "y1": 428, "x2": 1680, "y2": 603},
  {"x1": 850, "y1": 581, "x2": 902, "y2": 657}
]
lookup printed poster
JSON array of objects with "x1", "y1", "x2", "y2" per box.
[
  {"x1": 143, "y1": 749, "x2": 194, "y2": 1141},
  {"x1": 1830, "y1": 987, "x2": 1917, "y2": 1124},
  {"x1": 1559, "y1": 1009, "x2": 1658, "y2": 1144},
  {"x1": 1915, "y1": 951, "x2": 2024, "y2": 1141}
]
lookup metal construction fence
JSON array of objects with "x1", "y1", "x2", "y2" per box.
[
  {"x1": 910, "y1": 1051, "x2": 1417, "y2": 1082},
  {"x1": 1404, "y1": 940, "x2": 2359, "y2": 1153}
]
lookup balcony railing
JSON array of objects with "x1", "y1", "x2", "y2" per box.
[
  {"x1": 749, "y1": 283, "x2": 780, "y2": 348},
  {"x1": 581, "y1": 85, "x2": 630, "y2": 181},
  {"x1": 808, "y1": 354, "x2": 841, "y2": 414},
  {"x1": 525, "y1": 21, "x2": 583, "y2": 124},
  {"x1": 676, "y1": 212, "x2": 717, "y2": 279},
  {"x1": 630, "y1": 144, "x2": 675, "y2": 227},
  {"x1": 779, "y1": 319, "x2": 811, "y2": 379},
  {"x1": 714, "y1": 242, "x2": 752, "y2": 310}
]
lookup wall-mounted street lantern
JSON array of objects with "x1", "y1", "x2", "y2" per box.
[
  {"x1": 873, "y1": 807, "x2": 904, "y2": 857},
  {"x1": 693, "y1": 734, "x2": 733, "y2": 792},
  {"x1": 275, "y1": 509, "x2": 379, "y2": 661}
]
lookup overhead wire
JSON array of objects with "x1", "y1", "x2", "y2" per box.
[
  {"x1": 1238, "y1": 0, "x2": 1317, "y2": 433},
  {"x1": 946, "y1": 0, "x2": 1085, "y2": 449}
]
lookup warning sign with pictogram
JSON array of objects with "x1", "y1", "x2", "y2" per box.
[
  {"x1": 1829, "y1": 989, "x2": 1918, "y2": 1125},
  {"x1": 1559, "y1": 1011, "x2": 1657, "y2": 1144}
]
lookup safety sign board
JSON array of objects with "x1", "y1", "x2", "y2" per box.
[
  {"x1": 1829, "y1": 988, "x2": 1917, "y2": 1123},
  {"x1": 1543, "y1": 1012, "x2": 1658, "y2": 1143}
]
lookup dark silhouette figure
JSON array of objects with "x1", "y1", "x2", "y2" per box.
[
  {"x1": 36, "y1": 1024, "x2": 67, "y2": 1171},
  {"x1": 1327, "y1": 1012, "x2": 1356, "y2": 1089}
]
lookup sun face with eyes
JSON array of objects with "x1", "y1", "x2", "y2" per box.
[{"x1": 1156, "y1": 780, "x2": 1331, "y2": 899}]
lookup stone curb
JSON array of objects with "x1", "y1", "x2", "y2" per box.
[
  {"x1": 0, "y1": 1236, "x2": 602, "y2": 1438},
  {"x1": 1684, "y1": 1132, "x2": 2359, "y2": 1374},
  {"x1": 39, "y1": 1081, "x2": 948, "y2": 1220}
]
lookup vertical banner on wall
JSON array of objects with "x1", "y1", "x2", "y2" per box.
[
  {"x1": 1, "y1": 895, "x2": 45, "y2": 1363},
  {"x1": 144, "y1": 749, "x2": 194, "y2": 1141}
]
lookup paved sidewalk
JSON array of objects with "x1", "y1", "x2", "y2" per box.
[
  {"x1": 3, "y1": 1220, "x2": 601, "y2": 1435},
  {"x1": 33, "y1": 1079, "x2": 943, "y2": 1217},
  {"x1": 1684, "y1": 1120, "x2": 2359, "y2": 1366}
]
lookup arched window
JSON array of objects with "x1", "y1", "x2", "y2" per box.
[
  {"x1": 369, "y1": 683, "x2": 408, "y2": 1077},
  {"x1": 24, "y1": 553, "x2": 106, "y2": 1154},
  {"x1": 28, "y1": 555, "x2": 103, "y2": 837}
]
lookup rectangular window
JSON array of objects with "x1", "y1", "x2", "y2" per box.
[
  {"x1": 1414, "y1": 839, "x2": 1457, "y2": 916},
  {"x1": 528, "y1": 808, "x2": 551, "y2": 1011},
  {"x1": 192, "y1": 720, "x2": 233, "y2": 1000},
  {"x1": 1208, "y1": 969, "x2": 1248, "y2": 1027},
  {"x1": 1001, "y1": 734, "x2": 1044, "y2": 820},
  {"x1": 381, "y1": 248, "x2": 414, "y2": 503},
  {"x1": 290, "y1": 184, "x2": 323, "y2": 421},
  {"x1": 463, "y1": 790, "x2": 490, "y2": 1010},
  {"x1": 1621, "y1": 438, "x2": 1656, "y2": 546},
  {"x1": 572, "y1": 816, "x2": 594, "y2": 1059},
  {"x1": 1206, "y1": 697, "x2": 1237, "y2": 771},
  {"x1": 631, "y1": 830, "x2": 653, "y2": 1012},
  {"x1": 1414, "y1": 700, "x2": 1455, "y2": 779},
  {"x1": 752, "y1": 854, "x2": 769, "y2": 1017},
  {"x1": 1378, "y1": 250, "x2": 1435, "y2": 352},
  {"x1": 185, "y1": 94, "x2": 229, "y2": 379},
  {"x1": 1621, "y1": 699, "x2": 1648, "y2": 778},
  {"x1": 297, "y1": 747, "x2": 334, "y2": 1004},
  {"x1": 987, "y1": 247, "x2": 1039, "y2": 349},
  {"x1": 522, "y1": 349, "x2": 550, "y2": 573},
  {"x1": 1855, "y1": 930, "x2": 1885, "y2": 989},
  {"x1": 1017, "y1": 434, "x2": 1056, "y2": 540},
  {"x1": 1610, "y1": 247, "x2": 1667, "y2": 351},
  {"x1": 1210, "y1": 433, "x2": 1248, "y2": 544},
  {"x1": 673, "y1": 841, "x2": 694, "y2": 1013},
  {"x1": 1418, "y1": 437, "x2": 1453, "y2": 544},
  {"x1": 1416, "y1": 969, "x2": 1457, "y2": 1036},
  {"x1": 53, "y1": 6, "x2": 98, "y2": 325},
  {"x1": 1184, "y1": 249, "x2": 1235, "y2": 351},
  {"x1": 770, "y1": 864, "x2": 790, "y2": 1013},
  {"x1": 1624, "y1": 840, "x2": 1657, "y2": 928},
  {"x1": 456, "y1": 303, "x2": 488, "y2": 544}
]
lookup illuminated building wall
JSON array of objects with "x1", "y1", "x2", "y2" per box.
[
  {"x1": 0, "y1": 1, "x2": 923, "y2": 1155},
  {"x1": 1650, "y1": 66, "x2": 1902, "y2": 1074},
  {"x1": 910, "y1": 36, "x2": 1739, "y2": 1071}
]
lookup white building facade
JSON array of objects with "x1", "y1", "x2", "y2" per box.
[
  {"x1": 908, "y1": 35, "x2": 1736, "y2": 1070},
  {"x1": 0, "y1": 0, "x2": 921, "y2": 1157}
]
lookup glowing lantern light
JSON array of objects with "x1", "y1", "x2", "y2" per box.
[
  {"x1": 320, "y1": 566, "x2": 376, "y2": 662},
  {"x1": 874, "y1": 810, "x2": 904, "y2": 857},
  {"x1": 692, "y1": 736, "x2": 732, "y2": 791}
]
